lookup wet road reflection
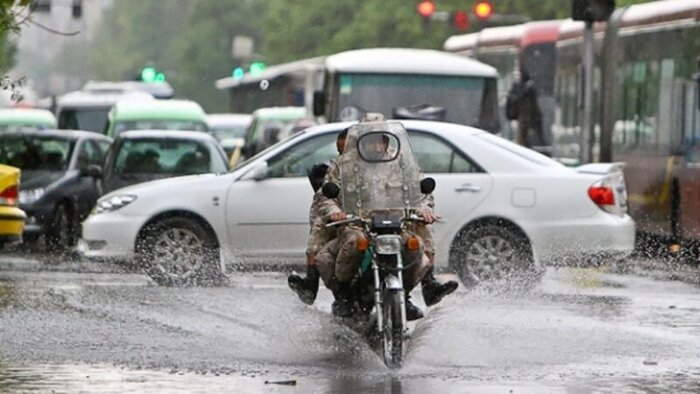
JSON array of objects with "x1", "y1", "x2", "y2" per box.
[{"x1": 0, "y1": 256, "x2": 699, "y2": 393}]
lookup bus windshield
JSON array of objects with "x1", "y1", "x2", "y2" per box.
[
  {"x1": 334, "y1": 73, "x2": 498, "y2": 131},
  {"x1": 58, "y1": 107, "x2": 110, "y2": 133}
]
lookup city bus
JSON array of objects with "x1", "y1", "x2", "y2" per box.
[
  {"x1": 216, "y1": 48, "x2": 500, "y2": 133},
  {"x1": 444, "y1": 21, "x2": 562, "y2": 153}
]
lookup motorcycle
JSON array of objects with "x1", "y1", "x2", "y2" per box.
[{"x1": 320, "y1": 120, "x2": 435, "y2": 368}]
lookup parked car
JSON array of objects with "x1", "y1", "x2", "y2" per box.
[
  {"x1": 105, "y1": 99, "x2": 208, "y2": 138},
  {"x1": 0, "y1": 108, "x2": 57, "y2": 132},
  {"x1": 0, "y1": 130, "x2": 112, "y2": 249},
  {"x1": 56, "y1": 90, "x2": 154, "y2": 134},
  {"x1": 241, "y1": 107, "x2": 307, "y2": 159},
  {"x1": 205, "y1": 113, "x2": 252, "y2": 166},
  {"x1": 101, "y1": 130, "x2": 229, "y2": 195},
  {"x1": 79, "y1": 120, "x2": 634, "y2": 286},
  {"x1": 0, "y1": 164, "x2": 26, "y2": 247}
]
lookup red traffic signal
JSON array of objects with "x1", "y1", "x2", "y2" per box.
[
  {"x1": 453, "y1": 11, "x2": 469, "y2": 31},
  {"x1": 416, "y1": 0, "x2": 436, "y2": 18},
  {"x1": 473, "y1": 0, "x2": 494, "y2": 21}
]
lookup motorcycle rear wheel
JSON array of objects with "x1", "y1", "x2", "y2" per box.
[{"x1": 382, "y1": 290, "x2": 404, "y2": 368}]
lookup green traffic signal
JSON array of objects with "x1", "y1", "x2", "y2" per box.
[
  {"x1": 232, "y1": 67, "x2": 245, "y2": 80},
  {"x1": 249, "y1": 62, "x2": 266, "y2": 76},
  {"x1": 141, "y1": 66, "x2": 166, "y2": 83},
  {"x1": 141, "y1": 67, "x2": 157, "y2": 83}
]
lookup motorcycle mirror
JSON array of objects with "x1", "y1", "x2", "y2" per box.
[
  {"x1": 322, "y1": 182, "x2": 340, "y2": 199},
  {"x1": 420, "y1": 177, "x2": 436, "y2": 194}
]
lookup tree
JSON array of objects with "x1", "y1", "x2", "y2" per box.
[
  {"x1": 67, "y1": 0, "x2": 266, "y2": 112},
  {"x1": 0, "y1": 1, "x2": 35, "y2": 101},
  {"x1": 168, "y1": 0, "x2": 267, "y2": 112},
  {"x1": 261, "y1": 0, "x2": 659, "y2": 65}
]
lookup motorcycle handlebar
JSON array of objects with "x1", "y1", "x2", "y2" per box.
[
  {"x1": 325, "y1": 215, "x2": 364, "y2": 228},
  {"x1": 325, "y1": 213, "x2": 443, "y2": 228}
]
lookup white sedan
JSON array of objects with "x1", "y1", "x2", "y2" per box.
[{"x1": 78, "y1": 121, "x2": 634, "y2": 286}]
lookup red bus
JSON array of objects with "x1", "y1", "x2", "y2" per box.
[
  {"x1": 445, "y1": 21, "x2": 562, "y2": 156},
  {"x1": 553, "y1": 1, "x2": 700, "y2": 250}
]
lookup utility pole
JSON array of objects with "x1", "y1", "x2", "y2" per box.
[
  {"x1": 581, "y1": 20, "x2": 594, "y2": 164},
  {"x1": 572, "y1": 0, "x2": 615, "y2": 163}
]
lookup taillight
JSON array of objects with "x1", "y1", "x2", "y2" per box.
[
  {"x1": 588, "y1": 182, "x2": 615, "y2": 213},
  {"x1": 0, "y1": 185, "x2": 18, "y2": 206}
]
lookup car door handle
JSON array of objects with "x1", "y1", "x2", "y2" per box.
[{"x1": 455, "y1": 183, "x2": 481, "y2": 193}]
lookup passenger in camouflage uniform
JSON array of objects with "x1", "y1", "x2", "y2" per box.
[{"x1": 287, "y1": 128, "x2": 348, "y2": 305}]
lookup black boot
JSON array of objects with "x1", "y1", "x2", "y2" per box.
[
  {"x1": 288, "y1": 265, "x2": 319, "y2": 305},
  {"x1": 422, "y1": 268, "x2": 459, "y2": 307},
  {"x1": 331, "y1": 283, "x2": 355, "y2": 318},
  {"x1": 405, "y1": 295, "x2": 424, "y2": 321}
]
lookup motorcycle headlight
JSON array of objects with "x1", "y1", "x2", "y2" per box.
[
  {"x1": 19, "y1": 188, "x2": 45, "y2": 204},
  {"x1": 93, "y1": 194, "x2": 137, "y2": 214},
  {"x1": 375, "y1": 235, "x2": 402, "y2": 255}
]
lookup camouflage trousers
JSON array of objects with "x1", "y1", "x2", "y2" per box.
[{"x1": 315, "y1": 226, "x2": 430, "y2": 293}]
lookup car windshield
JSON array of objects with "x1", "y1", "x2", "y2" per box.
[
  {"x1": 209, "y1": 125, "x2": 247, "y2": 142},
  {"x1": 233, "y1": 129, "x2": 308, "y2": 170},
  {"x1": 114, "y1": 120, "x2": 207, "y2": 136},
  {"x1": 114, "y1": 138, "x2": 214, "y2": 175},
  {"x1": 0, "y1": 134, "x2": 74, "y2": 171},
  {"x1": 58, "y1": 108, "x2": 110, "y2": 133},
  {"x1": 0, "y1": 123, "x2": 53, "y2": 132}
]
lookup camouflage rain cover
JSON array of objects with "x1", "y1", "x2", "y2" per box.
[{"x1": 339, "y1": 121, "x2": 422, "y2": 218}]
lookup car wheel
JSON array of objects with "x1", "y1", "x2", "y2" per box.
[
  {"x1": 45, "y1": 203, "x2": 74, "y2": 253},
  {"x1": 137, "y1": 216, "x2": 224, "y2": 287},
  {"x1": 450, "y1": 223, "x2": 540, "y2": 289}
]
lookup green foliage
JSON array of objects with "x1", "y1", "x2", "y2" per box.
[
  {"x1": 72, "y1": 0, "x2": 265, "y2": 112},
  {"x1": 57, "y1": 0, "x2": 661, "y2": 112},
  {"x1": 0, "y1": 0, "x2": 32, "y2": 34},
  {"x1": 261, "y1": 0, "x2": 660, "y2": 64}
]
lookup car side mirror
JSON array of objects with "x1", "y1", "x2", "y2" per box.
[
  {"x1": 420, "y1": 177, "x2": 436, "y2": 194},
  {"x1": 242, "y1": 161, "x2": 268, "y2": 181},
  {"x1": 322, "y1": 182, "x2": 340, "y2": 199},
  {"x1": 81, "y1": 164, "x2": 103, "y2": 179},
  {"x1": 313, "y1": 91, "x2": 325, "y2": 116}
]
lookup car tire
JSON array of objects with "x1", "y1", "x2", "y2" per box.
[
  {"x1": 450, "y1": 223, "x2": 540, "y2": 290},
  {"x1": 137, "y1": 216, "x2": 225, "y2": 287},
  {"x1": 45, "y1": 203, "x2": 75, "y2": 253}
]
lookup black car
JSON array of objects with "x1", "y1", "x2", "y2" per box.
[
  {"x1": 0, "y1": 130, "x2": 112, "y2": 249},
  {"x1": 102, "y1": 130, "x2": 229, "y2": 195}
]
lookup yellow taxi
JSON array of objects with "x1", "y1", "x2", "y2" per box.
[{"x1": 0, "y1": 164, "x2": 26, "y2": 246}]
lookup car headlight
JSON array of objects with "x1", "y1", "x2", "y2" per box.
[
  {"x1": 19, "y1": 188, "x2": 45, "y2": 204},
  {"x1": 375, "y1": 235, "x2": 402, "y2": 255},
  {"x1": 93, "y1": 194, "x2": 137, "y2": 214}
]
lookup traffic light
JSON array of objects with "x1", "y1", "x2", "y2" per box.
[
  {"x1": 453, "y1": 11, "x2": 469, "y2": 31},
  {"x1": 572, "y1": 0, "x2": 615, "y2": 22},
  {"x1": 473, "y1": 0, "x2": 494, "y2": 21},
  {"x1": 416, "y1": 1, "x2": 436, "y2": 30},
  {"x1": 140, "y1": 66, "x2": 166, "y2": 83},
  {"x1": 232, "y1": 66, "x2": 245, "y2": 80},
  {"x1": 416, "y1": 0, "x2": 436, "y2": 18},
  {"x1": 249, "y1": 61, "x2": 266, "y2": 76}
]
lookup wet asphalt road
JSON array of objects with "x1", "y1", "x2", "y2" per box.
[{"x1": 0, "y1": 253, "x2": 699, "y2": 393}]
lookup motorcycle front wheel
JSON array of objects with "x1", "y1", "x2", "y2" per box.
[{"x1": 382, "y1": 289, "x2": 404, "y2": 368}]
